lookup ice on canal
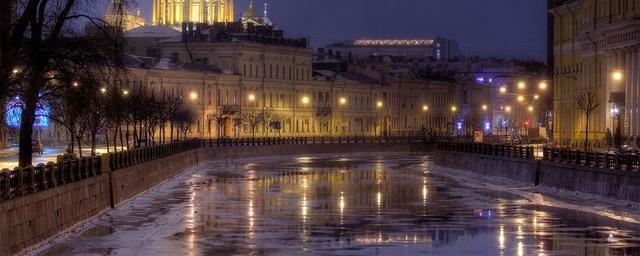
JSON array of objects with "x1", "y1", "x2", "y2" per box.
[{"x1": 36, "y1": 153, "x2": 640, "y2": 255}]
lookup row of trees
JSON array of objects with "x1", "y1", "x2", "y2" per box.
[{"x1": 0, "y1": 0, "x2": 199, "y2": 166}]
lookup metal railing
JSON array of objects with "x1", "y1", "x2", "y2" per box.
[
  {"x1": 108, "y1": 139, "x2": 201, "y2": 171},
  {"x1": 437, "y1": 142, "x2": 535, "y2": 159},
  {"x1": 0, "y1": 156, "x2": 101, "y2": 201},
  {"x1": 200, "y1": 136, "x2": 425, "y2": 147},
  {"x1": 543, "y1": 147, "x2": 640, "y2": 171}
]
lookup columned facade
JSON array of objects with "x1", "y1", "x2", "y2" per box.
[
  {"x1": 152, "y1": 0, "x2": 234, "y2": 26},
  {"x1": 551, "y1": 0, "x2": 640, "y2": 146}
]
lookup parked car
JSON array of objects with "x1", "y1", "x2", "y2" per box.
[
  {"x1": 32, "y1": 139, "x2": 43, "y2": 155},
  {"x1": 617, "y1": 145, "x2": 639, "y2": 155}
]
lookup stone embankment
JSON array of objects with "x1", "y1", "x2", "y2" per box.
[{"x1": 434, "y1": 143, "x2": 640, "y2": 204}]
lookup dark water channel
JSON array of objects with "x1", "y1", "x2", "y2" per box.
[{"x1": 40, "y1": 153, "x2": 640, "y2": 256}]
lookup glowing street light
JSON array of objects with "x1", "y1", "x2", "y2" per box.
[
  {"x1": 247, "y1": 93, "x2": 256, "y2": 102},
  {"x1": 538, "y1": 82, "x2": 548, "y2": 90},
  {"x1": 122, "y1": 89, "x2": 129, "y2": 95},
  {"x1": 505, "y1": 106, "x2": 512, "y2": 113},
  {"x1": 482, "y1": 104, "x2": 488, "y2": 111},
  {"x1": 100, "y1": 87, "x2": 107, "y2": 94},
  {"x1": 72, "y1": 81, "x2": 79, "y2": 87},
  {"x1": 534, "y1": 94, "x2": 540, "y2": 100},
  {"x1": 517, "y1": 95, "x2": 525, "y2": 102},
  {"x1": 518, "y1": 81, "x2": 526, "y2": 89},
  {"x1": 422, "y1": 105, "x2": 429, "y2": 111},
  {"x1": 528, "y1": 106, "x2": 534, "y2": 112},
  {"x1": 612, "y1": 71, "x2": 623, "y2": 81},
  {"x1": 301, "y1": 96, "x2": 310, "y2": 105},
  {"x1": 499, "y1": 86, "x2": 507, "y2": 94},
  {"x1": 339, "y1": 97, "x2": 347, "y2": 105},
  {"x1": 451, "y1": 106, "x2": 457, "y2": 112},
  {"x1": 376, "y1": 101, "x2": 383, "y2": 108},
  {"x1": 12, "y1": 69, "x2": 18, "y2": 74},
  {"x1": 189, "y1": 92, "x2": 198, "y2": 101}
]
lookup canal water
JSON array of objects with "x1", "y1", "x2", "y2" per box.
[{"x1": 38, "y1": 153, "x2": 640, "y2": 256}]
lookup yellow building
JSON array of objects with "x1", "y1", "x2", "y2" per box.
[
  {"x1": 152, "y1": 0, "x2": 234, "y2": 26},
  {"x1": 550, "y1": 0, "x2": 640, "y2": 147},
  {"x1": 103, "y1": 0, "x2": 146, "y2": 31}
]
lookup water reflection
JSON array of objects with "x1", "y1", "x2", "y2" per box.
[{"x1": 42, "y1": 153, "x2": 640, "y2": 256}]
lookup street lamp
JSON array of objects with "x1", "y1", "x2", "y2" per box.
[
  {"x1": 100, "y1": 87, "x2": 107, "y2": 94},
  {"x1": 451, "y1": 106, "x2": 457, "y2": 112},
  {"x1": 499, "y1": 86, "x2": 507, "y2": 94},
  {"x1": 505, "y1": 106, "x2": 512, "y2": 113},
  {"x1": 247, "y1": 93, "x2": 256, "y2": 102},
  {"x1": 518, "y1": 81, "x2": 526, "y2": 90},
  {"x1": 534, "y1": 94, "x2": 539, "y2": 100},
  {"x1": 538, "y1": 82, "x2": 548, "y2": 90},
  {"x1": 377, "y1": 101, "x2": 383, "y2": 108},
  {"x1": 12, "y1": 69, "x2": 18, "y2": 74},
  {"x1": 482, "y1": 104, "x2": 488, "y2": 111},
  {"x1": 422, "y1": 105, "x2": 429, "y2": 111},
  {"x1": 517, "y1": 95, "x2": 525, "y2": 102},
  {"x1": 612, "y1": 71, "x2": 623, "y2": 81},
  {"x1": 122, "y1": 89, "x2": 129, "y2": 95},
  {"x1": 72, "y1": 81, "x2": 79, "y2": 87},
  {"x1": 189, "y1": 92, "x2": 198, "y2": 101},
  {"x1": 302, "y1": 96, "x2": 310, "y2": 105},
  {"x1": 528, "y1": 106, "x2": 534, "y2": 112},
  {"x1": 340, "y1": 97, "x2": 347, "y2": 105}
]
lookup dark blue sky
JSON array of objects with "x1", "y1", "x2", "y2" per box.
[{"x1": 139, "y1": 0, "x2": 547, "y2": 60}]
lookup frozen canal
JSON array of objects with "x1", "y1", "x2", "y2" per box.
[{"x1": 38, "y1": 153, "x2": 640, "y2": 256}]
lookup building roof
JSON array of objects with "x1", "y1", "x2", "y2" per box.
[
  {"x1": 337, "y1": 39, "x2": 435, "y2": 47},
  {"x1": 125, "y1": 25, "x2": 181, "y2": 38}
]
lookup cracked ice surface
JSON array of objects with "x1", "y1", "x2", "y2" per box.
[{"x1": 35, "y1": 153, "x2": 640, "y2": 255}]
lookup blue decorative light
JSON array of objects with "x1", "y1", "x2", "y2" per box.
[
  {"x1": 457, "y1": 122, "x2": 462, "y2": 130},
  {"x1": 6, "y1": 102, "x2": 50, "y2": 128},
  {"x1": 484, "y1": 122, "x2": 491, "y2": 131}
]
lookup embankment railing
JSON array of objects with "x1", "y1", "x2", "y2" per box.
[{"x1": 437, "y1": 142, "x2": 535, "y2": 159}]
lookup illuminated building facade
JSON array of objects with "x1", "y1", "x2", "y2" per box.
[
  {"x1": 152, "y1": 0, "x2": 235, "y2": 26},
  {"x1": 550, "y1": 0, "x2": 640, "y2": 146},
  {"x1": 325, "y1": 38, "x2": 461, "y2": 61}
]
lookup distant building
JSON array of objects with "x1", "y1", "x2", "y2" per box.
[
  {"x1": 550, "y1": 0, "x2": 640, "y2": 146},
  {"x1": 324, "y1": 38, "x2": 461, "y2": 61},
  {"x1": 151, "y1": 0, "x2": 234, "y2": 27},
  {"x1": 103, "y1": 0, "x2": 146, "y2": 31}
]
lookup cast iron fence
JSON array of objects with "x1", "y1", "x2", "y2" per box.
[
  {"x1": 437, "y1": 142, "x2": 535, "y2": 159},
  {"x1": 543, "y1": 147, "x2": 640, "y2": 171}
]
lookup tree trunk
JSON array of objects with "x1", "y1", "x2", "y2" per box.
[
  {"x1": 585, "y1": 115, "x2": 590, "y2": 151},
  {"x1": 106, "y1": 128, "x2": 110, "y2": 153},
  {"x1": 18, "y1": 94, "x2": 37, "y2": 167},
  {"x1": 91, "y1": 131, "x2": 97, "y2": 156},
  {"x1": 77, "y1": 134, "x2": 83, "y2": 158}
]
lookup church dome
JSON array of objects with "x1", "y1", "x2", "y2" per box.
[{"x1": 242, "y1": 1, "x2": 259, "y2": 20}]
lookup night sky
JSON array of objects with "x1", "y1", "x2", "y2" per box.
[{"x1": 137, "y1": 0, "x2": 548, "y2": 60}]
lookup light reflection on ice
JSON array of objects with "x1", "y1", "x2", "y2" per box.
[{"x1": 36, "y1": 153, "x2": 640, "y2": 256}]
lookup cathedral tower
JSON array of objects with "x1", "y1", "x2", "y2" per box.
[{"x1": 152, "y1": 0, "x2": 234, "y2": 26}]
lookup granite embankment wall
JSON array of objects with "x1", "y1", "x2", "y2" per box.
[
  {"x1": 1, "y1": 142, "x2": 432, "y2": 255},
  {"x1": 434, "y1": 151, "x2": 640, "y2": 203},
  {"x1": 432, "y1": 151, "x2": 539, "y2": 184},
  {"x1": 539, "y1": 161, "x2": 640, "y2": 202}
]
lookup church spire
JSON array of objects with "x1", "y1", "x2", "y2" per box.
[{"x1": 264, "y1": 2, "x2": 268, "y2": 17}]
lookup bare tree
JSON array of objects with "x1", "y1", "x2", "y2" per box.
[
  {"x1": 241, "y1": 108, "x2": 263, "y2": 139},
  {"x1": 5, "y1": 0, "x2": 130, "y2": 166},
  {"x1": 577, "y1": 92, "x2": 601, "y2": 151}
]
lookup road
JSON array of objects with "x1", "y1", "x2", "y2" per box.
[{"x1": 0, "y1": 146, "x2": 111, "y2": 170}]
